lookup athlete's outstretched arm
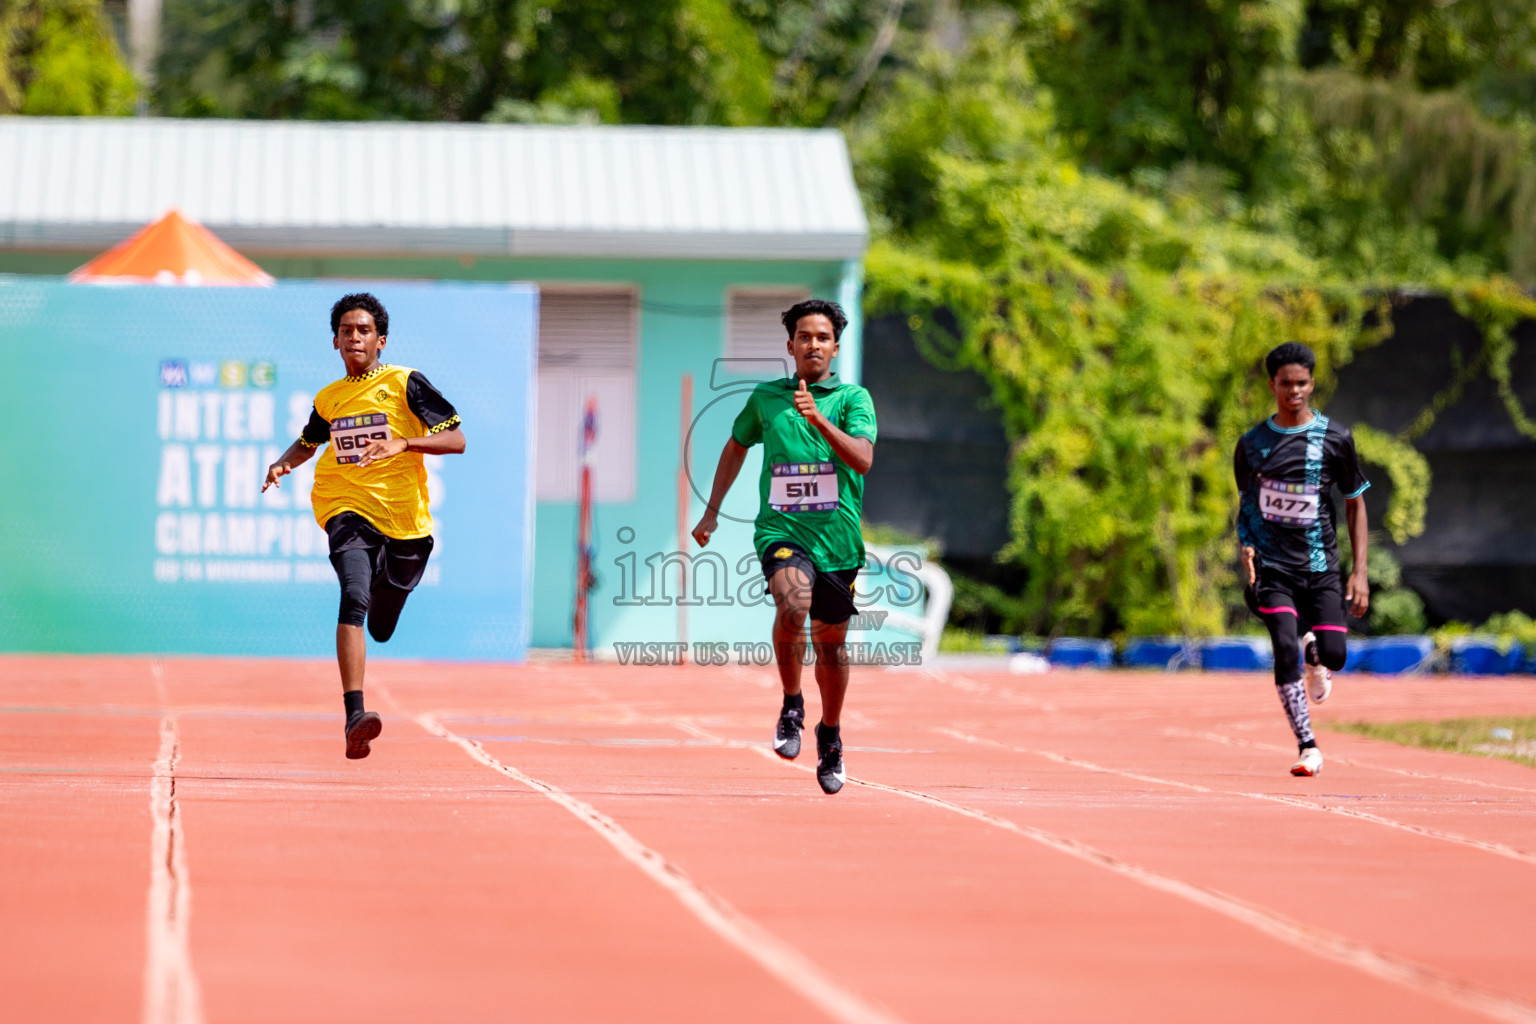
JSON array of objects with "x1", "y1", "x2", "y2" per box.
[
  {"x1": 1345, "y1": 495, "x2": 1370, "y2": 618},
  {"x1": 691, "y1": 438, "x2": 748, "y2": 547},
  {"x1": 263, "y1": 440, "x2": 317, "y2": 492},
  {"x1": 792, "y1": 380, "x2": 874, "y2": 474}
]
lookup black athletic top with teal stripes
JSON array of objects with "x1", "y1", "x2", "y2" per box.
[{"x1": 1233, "y1": 413, "x2": 1370, "y2": 574}]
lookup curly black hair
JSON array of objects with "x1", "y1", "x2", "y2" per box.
[
  {"x1": 781, "y1": 298, "x2": 848, "y2": 341},
  {"x1": 330, "y1": 292, "x2": 389, "y2": 337},
  {"x1": 1265, "y1": 341, "x2": 1315, "y2": 379}
]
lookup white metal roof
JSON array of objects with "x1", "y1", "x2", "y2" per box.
[{"x1": 0, "y1": 117, "x2": 868, "y2": 260}]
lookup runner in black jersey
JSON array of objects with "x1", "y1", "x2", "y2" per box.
[{"x1": 1234, "y1": 342, "x2": 1370, "y2": 777}]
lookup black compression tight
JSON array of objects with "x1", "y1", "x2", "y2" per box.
[
  {"x1": 1310, "y1": 628, "x2": 1348, "y2": 671},
  {"x1": 331, "y1": 548, "x2": 411, "y2": 642},
  {"x1": 1260, "y1": 610, "x2": 1347, "y2": 685}
]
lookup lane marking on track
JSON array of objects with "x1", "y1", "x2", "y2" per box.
[
  {"x1": 142, "y1": 715, "x2": 205, "y2": 1024},
  {"x1": 151, "y1": 658, "x2": 167, "y2": 706},
  {"x1": 920, "y1": 669, "x2": 1058, "y2": 712},
  {"x1": 936, "y1": 728, "x2": 1217, "y2": 793},
  {"x1": 1169, "y1": 727, "x2": 1536, "y2": 795},
  {"x1": 414, "y1": 712, "x2": 908, "y2": 1024},
  {"x1": 673, "y1": 719, "x2": 1536, "y2": 1024},
  {"x1": 938, "y1": 728, "x2": 1536, "y2": 867}
]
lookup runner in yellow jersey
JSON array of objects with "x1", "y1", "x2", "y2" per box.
[{"x1": 262, "y1": 293, "x2": 466, "y2": 759}]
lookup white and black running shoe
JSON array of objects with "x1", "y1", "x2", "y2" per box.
[
  {"x1": 815, "y1": 722, "x2": 846, "y2": 795},
  {"x1": 1291, "y1": 746, "x2": 1324, "y2": 777},
  {"x1": 345, "y1": 711, "x2": 382, "y2": 760},
  {"x1": 773, "y1": 701, "x2": 805, "y2": 760},
  {"x1": 1302, "y1": 632, "x2": 1332, "y2": 704}
]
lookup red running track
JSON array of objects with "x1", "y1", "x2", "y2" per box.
[{"x1": 3, "y1": 655, "x2": 1536, "y2": 1024}]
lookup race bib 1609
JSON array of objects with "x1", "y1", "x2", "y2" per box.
[
  {"x1": 331, "y1": 413, "x2": 391, "y2": 465},
  {"x1": 769, "y1": 462, "x2": 840, "y2": 513},
  {"x1": 1259, "y1": 477, "x2": 1320, "y2": 525}
]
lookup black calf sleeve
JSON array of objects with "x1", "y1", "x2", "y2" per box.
[{"x1": 332, "y1": 548, "x2": 374, "y2": 627}]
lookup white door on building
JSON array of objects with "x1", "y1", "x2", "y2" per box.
[{"x1": 535, "y1": 288, "x2": 638, "y2": 503}]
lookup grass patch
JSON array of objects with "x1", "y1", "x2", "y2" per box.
[
  {"x1": 938, "y1": 627, "x2": 1006, "y2": 653},
  {"x1": 1331, "y1": 716, "x2": 1536, "y2": 769}
]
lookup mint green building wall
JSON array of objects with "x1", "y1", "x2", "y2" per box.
[{"x1": 0, "y1": 250, "x2": 863, "y2": 652}]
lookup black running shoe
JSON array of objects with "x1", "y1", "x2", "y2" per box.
[
  {"x1": 815, "y1": 722, "x2": 845, "y2": 795},
  {"x1": 345, "y1": 711, "x2": 382, "y2": 760},
  {"x1": 773, "y1": 702, "x2": 805, "y2": 760}
]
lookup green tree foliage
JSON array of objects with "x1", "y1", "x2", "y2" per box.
[
  {"x1": 1290, "y1": 70, "x2": 1536, "y2": 282},
  {"x1": 153, "y1": 0, "x2": 953, "y2": 125},
  {"x1": 1290, "y1": 2, "x2": 1536, "y2": 280},
  {"x1": 1015, "y1": 1, "x2": 1536, "y2": 286},
  {"x1": 1298, "y1": 0, "x2": 1536, "y2": 97},
  {"x1": 155, "y1": 0, "x2": 776, "y2": 123},
  {"x1": 733, "y1": 0, "x2": 937, "y2": 125},
  {"x1": 1021, "y1": 0, "x2": 1304, "y2": 186},
  {"x1": 0, "y1": 0, "x2": 136, "y2": 115}
]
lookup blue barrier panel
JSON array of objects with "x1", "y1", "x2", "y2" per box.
[
  {"x1": 1353, "y1": 636, "x2": 1433, "y2": 674},
  {"x1": 1122, "y1": 636, "x2": 1195, "y2": 670},
  {"x1": 0, "y1": 278, "x2": 536, "y2": 661},
  {"x1": 1199, "y1": 637, "x2": 1274, "y2": 671},
  {"x1": 1449, "y1": 639, "x2": 1525, "y2": 675},
  {"x1": 1047, "y1": 637, "x2": 1115, "y2": 669}
]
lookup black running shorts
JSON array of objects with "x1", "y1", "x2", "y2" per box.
[
  {"x1": 1243, "y1": 563, "x2": 1347, "y2": 632},
  {"x1": 759, "y1": 539, "x2": 859, "y2": 625},
  {"x1": 326, "y1": 512, "x2": 434, "y2": 592}
]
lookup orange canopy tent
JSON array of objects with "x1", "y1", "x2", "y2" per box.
[{"x1": 68, "y1": 209, "x2": 274, "y2": 286}]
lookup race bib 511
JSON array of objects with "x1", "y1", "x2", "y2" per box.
[
  {"x1": 769, "y1": 462, "x2": 839, "y2": 513},
  {"x1": 331, "y1": 413, "x2": 391, "y2": 464},
  {"x1": 1259, "y1": 477, "x2": 1320, "y2": 525}
]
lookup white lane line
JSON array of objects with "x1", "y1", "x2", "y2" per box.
[
  {"x1": 415, "y1": 713, "x2": 908, "y2": 1024},
  {"x1": 937, "y1": 729, "x2": 1215, "y2": 793},
  {"x1": 1168, "y1": 727, "x2": 1536, "y2": 795},
  {"x1": 142, "y1": 717, "x2": 204, "y2": 1024},
  {"x1": 674, "y1": 719, "x2": 1536, "y2": 1024},
  {"x1": 938, "y1": 728, "x2": 1536, "y2": 868},
  {"x1": 1248, "y1": 791, "x2": 1536, "y2": 865},
  {"x1": 151, "y1": 658, "x2": 167, "y2": 706},
  {"x1": 922, "y1": 669, "x2": 1058, "y2": 712}
]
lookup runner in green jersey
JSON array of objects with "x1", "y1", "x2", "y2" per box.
[{"x1": 692, "y1": 299, "x2": 877, "y2": 795}]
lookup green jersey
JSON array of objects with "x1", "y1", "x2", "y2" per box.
[{"x1": 730, "y1": 374, "x2": 878, "y2": 571}]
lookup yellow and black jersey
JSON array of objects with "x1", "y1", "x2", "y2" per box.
[{"x1": 299, "y1": 363, "x2": 460, "y2": 540}]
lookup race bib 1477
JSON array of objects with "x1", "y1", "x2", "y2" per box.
[
  {"x1": 1259, "y1": 477, "x2": 1320, "y2": 525},
  {"x1": 769, "y1": 462, "x2": 840, "y2": 513},
  {"x1": 331, "y1": 413, "x2": 391, "y2": 464}
]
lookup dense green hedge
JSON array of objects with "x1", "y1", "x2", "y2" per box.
[{"x1": 856, "y1": 43, "x2": 1533, "y2": 637}]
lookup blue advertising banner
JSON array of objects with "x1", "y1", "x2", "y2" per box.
[{"x1": 0, "y1": 278, "x2": 536, "y2": 661}]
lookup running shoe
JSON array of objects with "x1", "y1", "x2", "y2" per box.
[
  {"x1": 345, "y1": 711, "x2": 382, "y2": 760},
  {"x1": 1290, "y1": 746, "x2": 1324, "y2": 777},
  {"x1": 815, "y1": 723, "x2": 846, "y2": 795},
  {"x1": 773, "y1": 701, "x2": 805, "y2": 760},
  {"x1": 1302, "y1": 632, "x2": 1332, "y2": 704}
]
